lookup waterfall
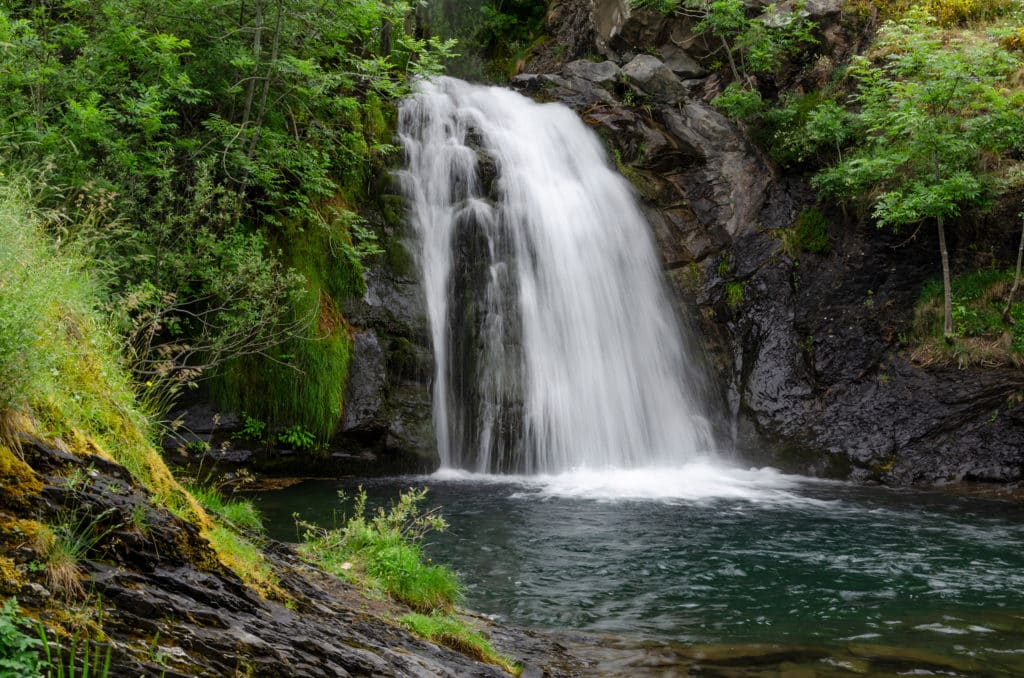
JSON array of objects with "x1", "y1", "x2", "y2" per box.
[{"x1": 399, "y1": 77, "x2": 714, "y2": 474}]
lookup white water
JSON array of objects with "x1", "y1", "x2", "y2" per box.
[
  {"x1": 399, "y1": 77, "x2": 715, "y2": 474},
  {"x1": 430, "y1": 465, "x2": 824, "y2": 505}
]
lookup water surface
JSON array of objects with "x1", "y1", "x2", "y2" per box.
[{"x1": 253, "y1": 467, "x2": 1024, "y2": 675}]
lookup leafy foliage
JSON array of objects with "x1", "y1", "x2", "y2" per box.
[
  {"x1": 0, "y1": 177, "x2": 204, "y2": 520},
  {"x1": 809, "y1": 9, "x2": 1024, "y2": 335},
  {"x1": 677, "y1": 0, "x2": 819, "y2": 86},
  {"x1": 298, "y1": 488, "x2": 460, "y2": 612},
  {"x1": 813, "y1": 9, "x2": 1024, "y2": 226},
  {"x1": 0, "y1": 0, "x2": 455, "y2": 422},
  {"x1": 0, "y1": 597, "x2": 42, "y2": 678}
]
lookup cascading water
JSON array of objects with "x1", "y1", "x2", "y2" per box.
[{"x1": 399, "y1": 77, "x2": 714, "y2": 474}]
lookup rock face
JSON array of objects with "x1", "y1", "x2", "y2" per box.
[
  {"x1": 511, "y1": 2, "x2": 1024, "y2": 485},
  {"x1": 2, "y1": 436, "x2": 517, "y2": 676}
]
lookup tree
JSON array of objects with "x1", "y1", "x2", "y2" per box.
[
  {"x1": 0, "y1": 0, "x2": 455, "y2": 425},
  {"x1": 813, "y1": 8, "x2": 1024, "y2": 338}
]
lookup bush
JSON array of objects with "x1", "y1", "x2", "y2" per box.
[
  {"x1": 298, "y1": 488, "x2": 460, "y2": 612},
  {"x1": 922, "y1": 0, "x2": 1015, "y2": 25}
]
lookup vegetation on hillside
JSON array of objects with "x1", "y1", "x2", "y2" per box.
[
  {"x1": 0, "y1": 0, "x2": 454, "y2": 442},
  {"x1": 703, "y1": 0, "x2": 1024, "y2": 344}
]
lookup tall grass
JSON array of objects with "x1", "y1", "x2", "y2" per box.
[
  {"x1": 0, "y1": 176, "x2": 281, "y2": 597},
  {"x1": 0, "y1": 176, "x2": 203, "y2": 521}
]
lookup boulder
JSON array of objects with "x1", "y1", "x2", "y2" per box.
[
  {"x1": 660, "y1": 45, "x2": 706, "y2": 79},
  {"x1": 563, "y1": 59, "x2": 621, "y2": 88},
  {"x1": 620, "y1": 54, "x2": 688, "y2": 104}
]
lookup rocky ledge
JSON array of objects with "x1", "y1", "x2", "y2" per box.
[{"x1": 513, "y1": 0, "x2": 1024, "y2": 484}]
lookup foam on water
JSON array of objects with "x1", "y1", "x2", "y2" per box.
[{"x1": 430, "y1": 463, "x2": 824, "y2": 504}]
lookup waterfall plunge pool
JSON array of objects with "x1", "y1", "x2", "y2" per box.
[{"x1": 251, "y1": 466, "x2": 1024, "y2": 676}]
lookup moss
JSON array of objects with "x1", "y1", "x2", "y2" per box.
[
  {"x1": 0, "y1": 444, "x2": 43, "y2": 508},
  {"x1": 206, "y1": 526, "x2": 282, "y2": 600},
  {"x1": 726, "y1": 281, "x2": 746, "y2": 309},
  {"x1": 0, "y1": 555, "x2": 25, "y2": 594},
  {"x1": 210, "y1": 218, "x2": 358, "y2": 442}
]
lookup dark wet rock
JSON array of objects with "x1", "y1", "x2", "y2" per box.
[
  {"x1": 341, "y1": 330, "x2": 388, "y2": 435},
  {"x1": 525, "y1": 0, "x2": 599, "y2": 74},
  {"x1": 721, "y1": 203, "x2": 1024, "y2": 483},
  {"x1": 659, "y1": 44, "x2": 705, "y2": 79},
  {"x1": 3, "y1": 437, "x2": 525, "y2": 676},
  {"x1": 562, "y1": 59, "x2": 620, "y2": 88}
]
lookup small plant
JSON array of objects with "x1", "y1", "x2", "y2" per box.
[
  {"x1": 183, "y1": 440, "x2": 211, "y2": 455},
  {"x1": 38, "y1": 625, "x2": 113, "y2": 678},
  {"x1": 130, "y1": 504, "x2": 151, "y2": 536},
  {"x1": 780, "y1": 208, "x2": 830, "y2": 258},
  {"x1": 278, "y1": 424, "x2": 316, "y2": 451},
  {"x1": 34, "y1": 508, "x2": 118, "y2": 599},
  {"x1": 232, "y1": 413, "x2": 267, "y2": 442},
  {"x1": 298, "y1": 488, "x2": 459, "y2": 612},
  {"x1": 0, "y1": 597, "x2": 43, "y2": 677},
  {"x1": 716, "y1": 254, "x2": 731, "y2": 277},
  {"x1": 794, "y1": 208, "x2": 829, "y2": 254},
  {"x1": 188, "y1": 484, "x2": 264, "y2": 534},
  {"x1": 399, "y1": 612, "x2": 518, "y2": 674},
  {"x1": 726, "y1": 281, "x2": 746, "y2": 309},
  {"x1": 712, "y1": 83, "x2": 765, "y2": 122}
]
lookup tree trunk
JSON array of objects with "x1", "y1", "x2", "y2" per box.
[
  {"x1": 1003, "y1": 212, "x2": 1024, "y2": 324},
  {"x1": 241, "y1": 0, "x2": 264, "y2": 130},
  {"x1": 938, "y1": 215, "x2": 954, "y2": 340},
  {"x1": 381, "y1": 0, "x2": 393, "y2": 58},
  {"x1": 248, "y1": 0, "x2": 282, "y2": 160}
]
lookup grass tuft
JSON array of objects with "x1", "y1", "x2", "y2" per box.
[
  {"x1": 188, "y1": 484, "x2": 264, "y2": 534},
  {"x1": 298, "y1": 487, "x2": 460, "y2": 613},
  {"x1": 399, "y1": 612, "x2": 519, "y2": 674}
]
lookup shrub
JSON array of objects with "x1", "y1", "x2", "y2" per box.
[
  {"x1": 922, "y1": 0, "x2": 1015, "y2": 25},
  {"x1": 298, "y1": 488, "x2": 460, "y2": 612},
  {"x1": 781, "y1": 208, "x2": 830, "y2": 256}
]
